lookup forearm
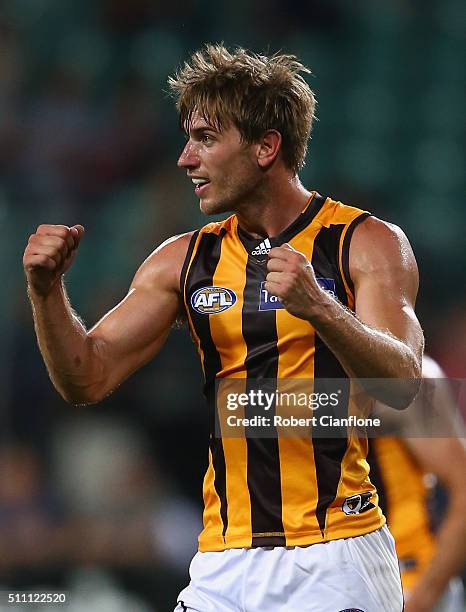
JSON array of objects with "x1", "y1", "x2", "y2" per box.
[
  {"x1": 409, "y1": 505, "x2": 466, "y2": 607},
  {"x1": 309, "y1": 295, "x2": 421, "y2": 406},
  {"x1": 28, "y1": 279, "x2": 104, "y2": 403}
]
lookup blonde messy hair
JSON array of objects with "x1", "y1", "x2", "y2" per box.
[{"x1": 168, "y1": 44, "x2": 317, "y2": 174}]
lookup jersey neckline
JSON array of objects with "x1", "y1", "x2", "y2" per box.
[{"x1": 235, "y1": 192, "x2": 327, "y2": 262}]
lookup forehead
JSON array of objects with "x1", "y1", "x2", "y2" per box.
[
  {"x1": 187, "y1": 110, "x2": 215, "y2": 132},
  {"x1": 183, "y1": 108, "x2": 242, "y2": 142}
]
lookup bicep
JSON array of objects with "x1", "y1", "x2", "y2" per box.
[
  {"x1": 350, "y1": 217, "x2": 423, "y2": 357},
  {"x1": 87, "y1": 233, "x2": 192, "y2": 395},
  {"x1": 89, "y1": 282, "x2": 179, "y2": 387}
]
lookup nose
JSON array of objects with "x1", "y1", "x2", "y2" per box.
[{"x1": 177, "y1": 140, "x2": 200, "y2": 169}]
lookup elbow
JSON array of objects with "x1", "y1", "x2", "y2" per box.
[
  {"x1": 389, "y1": 358, "x2": 422, "y2": 410},
  {"x1": 57, "y1": 378, "x2": 108, "y2": 406},
  {"x1": 59, "y1": 388, "x2": 102, "y2": 406},
  {"x1": 375, "y1": 356, "x2": 422, "y2": 410},
  {"x1": 56, "y1": 346, "x2": 110, "y2": 406},
  {"x1": 388, "y1": 377, "x2": 421, "y2": 410}
]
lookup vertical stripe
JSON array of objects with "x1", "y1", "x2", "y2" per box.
[
  {"x1": 242, "y1": 256, "x2": 285, "y2": 547},
  {"x1": 182, "y1": 231, "x2": 206, "y2": 375},
  {"x1": 210, "y1": 230, "x2": 252, "y2": 547},
  {"x1": 179, "y1": 230, "x2": 199, "y2": 295},
  {"x1": 199, "y1": 449, "x2": 223, "y2": 550},
  {"x1": 311, "y1": 224, "x2": 350, "y2": 535},
  {"x1": 186, "y1": 231, "x2": 228, "y2": 539},
  {"x1": 275, "y1": 228, "x2": 321, "y2": 541}
]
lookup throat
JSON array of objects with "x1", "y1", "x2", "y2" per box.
[{"x1": 236, "y1": 189, "x2": 314, "y2": 239}]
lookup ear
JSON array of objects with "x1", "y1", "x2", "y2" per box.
[{"x1": 256, "y1": 130, "x2": 282, "y2": 169}]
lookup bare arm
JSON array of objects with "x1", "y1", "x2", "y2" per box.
[
  {"x1": 404, "y1": 436, "x2": 466, "y2": 612},
  {"x1": 265, "y1": 217, "x2": 424, "y2": 407},
  {"x1": 24, "y1": 225, "x2": 193, "y2": 404},
  {"x1": 402, "y1": 356, "x2": 466, "y2": 612}
]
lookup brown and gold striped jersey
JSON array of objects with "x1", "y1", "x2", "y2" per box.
[{"x1": 181, "y1": 192, "x2": 385, "y2": 552}]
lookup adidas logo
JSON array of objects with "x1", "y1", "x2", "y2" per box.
[{"x1": 251, "y1": 238, "x2": 272, "y2": 256}]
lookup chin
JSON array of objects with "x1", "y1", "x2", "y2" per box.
[{"x1": 200, "y1": 198, "x2": 230, "y2": 216}]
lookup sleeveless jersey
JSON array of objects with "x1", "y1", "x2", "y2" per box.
[
  {"x1": 368, "y1": 438, "x2": 436, "y2": 591},
  {"x1": 181, "y1": 192, "x2": 385, "y2": 552}
]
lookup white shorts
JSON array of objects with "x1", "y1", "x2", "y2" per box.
[{"x1": 174, "y1": 526, "x2": 403, "y2": 612}]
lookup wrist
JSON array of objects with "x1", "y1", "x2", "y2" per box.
[
  {"x1": 27, "y1": 276, "x2": 64, "y2": 302},
  {"x1": 305, "y1": 286, "x2": 344, "y2": 326}
]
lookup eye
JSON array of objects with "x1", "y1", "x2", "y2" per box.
[{"x1": 202, "y1": 133, "x2": 215, "y2": 144}]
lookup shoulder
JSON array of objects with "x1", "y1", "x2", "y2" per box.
[
  {"x1": 352, "y1": 215, "x2": 411, "y2": 251},
  {"x1": 347, "y1": 216, "x2": 419, "y2": 303},
  {"x1": 131, "y1": 231, "x2": 197, "y2": 294},
  {"x1": 350, "y1": 216, "x2": 418, "y2": 276},
  {"x1": 130, "y1": 215, "x2": 237, "y2": 293},
  {"x1": 316, "y1": 195, "x2": 369, "y2": 228},
  {"x1": 146, "y1": 230, "x2": 197, "y2": 265}
]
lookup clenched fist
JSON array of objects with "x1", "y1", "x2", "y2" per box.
[
  {"x1": 265, "y1": 243, "x2": 331, "y2": 320},
  {"x1": 23, "y1": 224, "x2": 85, "y2": 297}
]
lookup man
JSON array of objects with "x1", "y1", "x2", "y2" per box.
[
  {"x1": 370, "y1": 355, "x2": 466, "y2": 612},
  {"x1": 23, "y1": 45, "x2": 423, "y2": 611}
]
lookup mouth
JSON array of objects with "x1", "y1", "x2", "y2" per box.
[{"x1": 191, "y1": 177, "x2": 210, "y2": 197}]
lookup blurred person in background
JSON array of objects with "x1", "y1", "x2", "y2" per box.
[
  {"x1": 0, "y1": 444, "x2": 64, "y2": 571},
  {"x1": 370, "y1": 355, "x2": 466, "y2": 612},
  {"x1": 23, "y1": 44, "x2": 423, "y2": 611},
  {"x1": 50, "y1": 414, "x2": 200, "y2": 572}
]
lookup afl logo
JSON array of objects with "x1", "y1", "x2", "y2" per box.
[{"x1": 191, "y1": 286, "x2": 237, "y2": 315}]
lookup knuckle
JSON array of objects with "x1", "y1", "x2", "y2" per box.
[
  {"x1": 56, "y1": 236, "x2": 68, "y2": 251},
  {"x1": 37, "y1": 224, "x2": 69, "y2": 237},
  {"x1": 37, "y1": 224, "x2": 54, "y2": 234},
  {"x1": 57, "y1": 227, "x2": 70, "y2": 238}
]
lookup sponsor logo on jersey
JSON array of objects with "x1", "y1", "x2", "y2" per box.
[
  {"x1": 259, "y1": 281, "x2": 284, "y2": 311},
  {"x1": 342, "y1": 492, "x2": 375, "y2": 515},
  {"x1": 316, "y1": 277, "x2": 337, "y2": 298},
  {"x1": 191, "y1": 286, "x2": 237, "y2": 314},
  {"x1": 251, "y1": 238, "x2": 272, "y2": 256},
  {"x1": 258, "y1": 278, "x2": 336, "y2": 311}
]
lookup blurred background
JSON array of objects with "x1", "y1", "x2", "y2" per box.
[{"x1": 0, "y1": 0, "x2": 464, "y2": 609}]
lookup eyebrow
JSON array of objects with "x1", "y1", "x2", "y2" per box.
[{"x1": 188, "y1": 126, "x2": 220, "y2": 138}]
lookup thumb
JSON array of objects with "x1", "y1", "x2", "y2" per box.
[{"x1": 70, "y1": 224, "x2": 85, "y2": 247}]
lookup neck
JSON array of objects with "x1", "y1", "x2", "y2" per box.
[{"x1": 235, "y1": 173, "x2": 312, "y2": 238}]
